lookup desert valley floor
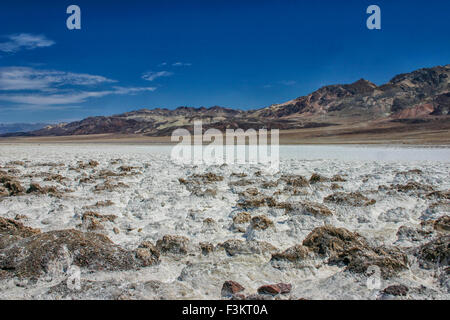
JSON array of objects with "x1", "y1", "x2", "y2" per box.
[{"x1": 0, "y1": 144, "x2": 449, "y2": 299}]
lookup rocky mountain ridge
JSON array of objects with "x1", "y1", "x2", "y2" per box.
[{"x1": 4, "y1": 64, "x2": 449, "y2": 137}]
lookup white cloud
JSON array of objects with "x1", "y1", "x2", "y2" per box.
[
  {"x1": 112, "y1": 86, "x2": 157, "y2": 95},
  {"x1": 0, "y1": 33, "x2": 55, "y2": 53},
  {"x1": 172, "y1": 62, "x2": 192, "y2": 67},
  {"x1": 0, "y1": 86, "x2": 157, "y2": 106},
  {"x1": 279, "y1": 80, "x2": 297, "y2": 86},
  {"x1": 0, "y1": 67, "x2": 116, "y2": 91},
  {"x1": 142, "y1": 71, "x2": 173, "y2": 81},
  {"x1": 0, "y1": 67, "x2": 157, "y2": 107},
  {"x1": 0, "y1": 91, "x2": 111, "y2": 105},
  {"x1": 0, "y1": 104, "x2": 83, "y2": 111}
]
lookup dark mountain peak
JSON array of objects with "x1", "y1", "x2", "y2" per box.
[
  {"x1": 344, "y1": 78, "x2": 377, "y2": 93},
  {"x1": 388, "y1": 65, "x2": 450, "y2": 86},
  {"x1": 306, "y1": 78, "x2": 377, "y2": 99}
]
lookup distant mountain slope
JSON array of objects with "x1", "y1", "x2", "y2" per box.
[
  {"x1": 256, "y1": 65, "x2": 449, "y2": 122},
  {"x1": 0, "y1": 123, "x2": 49, "y2": 135},
  {"x1": 4, "y1": 64, "x2": 449, "y2": 137}
]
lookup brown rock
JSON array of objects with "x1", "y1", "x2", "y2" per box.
[
  {"x1": 233, "y1": 212, "x2": 251, "y2": 224},
  {"x1": 257, "y1": 283, "x2": 292, "y2": 295},
  {"x1": 416, "y1": 236, "x2": 449, "y2": 269},
  {"x1": 191, "y1": 173, "x2": 224, "y2": 183},
  {"x1": 231, "y1": 172, "x2": 247, "y2": 178},
  {"x1": 238, "y1": 187, "x2": 259, "y2": 198},
  {"x1": 0, "y1": 171, "x2": 13, "y2": 184},
  {"x1": 218, "y1": 239, "x2": 278, "y2": 256},
  {"x1": 0, "y1": 229, "x2": 155, "y2": 279},
  {"x1": 88, "y1": 160, "x2": 99, "y2": 167},
  {"x1": 276, "y1": 283, "x2": 292, "y2": 294},
  {"x1": 426, "y1": 190, "x2": 450, "y2": 200},
  {"x1": 0, "y1": 186, "x2": 8, "y2": 197},
  {"x1": 4, "y1": 180, "x2": 24, "y2": 196},
  {"x1": 257, "y1": 284, "x2": 280, "y2": 295},
  {"x1": 339, "y1": 245, "x2": 408, "y2": 279},
  {"x1": 250, "y1": 215, "x2": 274, "y2": 230},
  {"x1": 96, "y1": 200, "x2": 114, "y2": 207},
  {"x1": 81, "y1": 211, "x2": 117, "y2": 231},
  {"x1": 94, "y1": 180, "x2": 129, "y2": 192},
  {"x1": 272, "y1": 201, "x2": 293, "y2": 211},
  {"x1": 203, "y1": 218, "x2": 215, "y2": 225},
  {"x1": 303, "y1": 226, "x2": 407, "y2": 278},
  {"x1": 261, "y1": 181, "x2": 278, "y2": 188},
  {"x1": 324, "y1": 192, "x2": 376, "y2": 206},
  {"x1": 393, "y1": 181, "x2": 433, "y2": 193},
  {"x1": 135, "y1": 241, "x2": 160, "y2": 266},
  {"x1": 26, "y1": 183, "x2": 44, "y2": 194},
  {"x1": 303, "y1": 225, "x2": 366, "y2": 256},
  {"x1": 8, "y1": 161, "x2": 25, "y2": 166},
  {"x1": 14, "y1": 214, "x2": 28, "y2": 221},
  {"x1": 200, "y1": 242, "x2": 214, "y2": 255},
  {"x1": 396, "y1": 226, "x2": 432, "y2": 242},
  {"x1": 26, "y1": 183, "x2": 61, "y2": 196},
  {"x1": 433, "y1": 215, "x2": 450, "y2": 233},
  {"x1": 221, "y1": 280, "x2": 245, "y2": 297},
  {"x1": 309, "y1": 173, "x2": 329, "y2": 184},
  {"x1": 331, "y1": 175, "x2": 347, "y2": 182},
  {"x1": 0, "y1": 217, "x2": 40, "y2": 249},
  {"x1": 238, "y1": 197, "x2": 268, "y2": 209},
  {"x1": 229, "y1": 179, "x2": 254, "y2": 187},
  {"x1": 119, "y1": 165, "x2": 135, "y2": 172},
  {"x1": 156, "y1": 235, "x2": 189, "y2": 255},
  {"x1": 301, "y1": 201, "x2": 333, "y2": 216},
  {"x1": 44, "y1": 174, "x2": 66, "y2": 182},
  {"x1": 279, "y1": 175, "x2": 309, "y2": 187},
  {"x1": 331, "y1": 183, "x2": 342, "y2": 190},
  {"x1": 271, "y1": 245, "x2": 310, "y2": 263},
  {"x1": 382, "y1": 284, "x2": 409, "y2": 296},
  {"x1": 190, "y1": 187, "x2": 217, "y2": 197}
]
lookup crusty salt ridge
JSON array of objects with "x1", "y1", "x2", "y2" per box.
[{"x1": 0, "y1": 144, "x2": 449, "y2": 300}]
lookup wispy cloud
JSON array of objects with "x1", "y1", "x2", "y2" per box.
[
  {"x1": 142, "y1": 71, "x2": 173, "y2": 81},
  {"x1": 0, "y1": 86, "x2": 156, "y2": 106},
  {"x1": 0, "y1": 33, "x2": 55, "y2": 53},
  {"x1": 0, "y1": 66, "x2": 156, "y2": 107},
  {"x1": 0, "y1": 91, "x2": 112, "y2": 105},
  {"x1": 111, "y1": 86, "x2": 157, "y2": 95},
  {"x1": 0, "y1": 67, "x2": 116, "y2": 91},
  {"x1": 0, "y1": 104, "x2": 85, "y2": 112},
  {"x1": 279, "y1": 80, "x2": 297, "y2": 86},
  {"x1": 172, "y1": 62, "x2": 192, "y2": 67}
]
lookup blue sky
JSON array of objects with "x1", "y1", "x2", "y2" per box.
[{"x1": 0, "y1": 0, "x2": 449, "y2": 123}]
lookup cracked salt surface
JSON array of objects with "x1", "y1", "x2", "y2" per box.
[{"x1": 0, "y1": 144, "x2": 448, "y2": 299}]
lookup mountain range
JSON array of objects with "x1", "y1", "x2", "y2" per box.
[
  {"x1": 0, "y1": 123, "x2": 49, "y2": 135},
  {"x1": 2, "y1": 65, "x2": 449, "y2": 139}
]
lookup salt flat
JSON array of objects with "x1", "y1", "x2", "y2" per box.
[{"x1": 0, "y1": 144, "x2": 448, "y2": 299}]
